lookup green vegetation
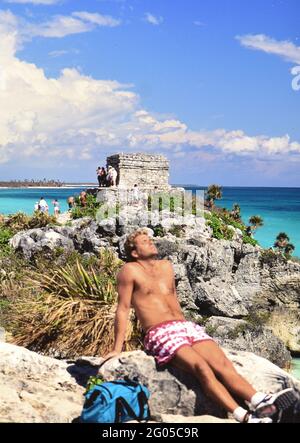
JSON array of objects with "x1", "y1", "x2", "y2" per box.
[
  {"x1": 0, "y1": 228, "x2": 13, "y2": 257},
  {"x1": 0, "y1": 211, "x2": 58, "y2": 235},
  {"x1": 249, "y1": 215, "x2": 264, "y2": 231},
  {"x1": 260, "y1": 249, "x2": 288, "y2": 266},
  {"x1": 242, "y1": 234, "x2": 258, "y2": 247},
  {"x1": 204, "y1": 323, "x2": 218, "y2": 336},
  {"x1": 205, "y1": 184, "x2": 222, "y2": 208},
  {"x1": 230, "y1": 203, "x2": 242, "y2": 222},
  {"x1": 0, "y1": 212, "x2": 58, "y2": 257},
  {"x1": 244, "y1": 309, "x2": 271, "y2": 329},
  {"x1": 152, "y1": 224, "x2": 165, "y2": 237},
  {"x1": 0, "y1": 179, "x2": 65, "y2": 187},
  {"x1": 5, "y1": 249, "x2": 143, "y2": 358},
  {"x1": 204, "y1": 212, "x2": 234, "y2": 241},
  {"x1": 71, "y1": 193, "x2": 102, "y2": 219},
  {"x1": 204, "y1": 208, "x2": 259, "y2": 246},
  {"x1": 274, "y1": 232, "x2": 295, "y2": 259}
]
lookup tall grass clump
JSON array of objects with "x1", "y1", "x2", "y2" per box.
[{"x1": 10, "y1": 249, "x2": 143, "y2": 357}]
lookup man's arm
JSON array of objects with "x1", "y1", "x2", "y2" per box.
[{"x1": 103, "y1": 264, "x2": 134, "y2": 359}]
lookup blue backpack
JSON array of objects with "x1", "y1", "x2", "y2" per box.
[{"x1": 80, "y1": 376, "x2": 151, "y2": 423}]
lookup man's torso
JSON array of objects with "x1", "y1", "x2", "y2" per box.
[{"x1": 127, "y1": 260, "x2": 184, "y2": 332}]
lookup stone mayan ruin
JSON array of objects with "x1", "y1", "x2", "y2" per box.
[
  {"x1": 95, "y1": 152, "x2": 186, "y2": 211},
  {"x1": 106, "y1": 152, "x2": 171, "y2": 191}
]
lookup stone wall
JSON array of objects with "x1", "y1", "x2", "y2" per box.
[{"x1": 106, "y1": 152, "x2": 170, "y2": 190}]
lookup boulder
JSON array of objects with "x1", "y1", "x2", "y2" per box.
[
  {"x1": 10, "y1": 228, "x2": 74, "y2": 259},
  {"x1": 1, "y1": 343, "x2": 299, "y2": 423},
  {"x1": 0, "y1": 328, "x2": 5, "y2": 342},
  {"x1": 87, "y1": 350, "x2": 300, "y2": 420},
  {"x1": 205, "y1": 316, "x2": 291, "y2": 368},
  {"x1": 0, "y1": 343, "x2": 85, "y2": 423}
]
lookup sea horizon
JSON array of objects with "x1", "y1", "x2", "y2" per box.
[{"x1": 0, "y1": 183, "x2": 300, "y2": 189}]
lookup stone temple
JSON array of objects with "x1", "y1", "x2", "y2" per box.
[
  {"x1": 94, "y1": 152, "x2": 186, "y2": 211},
  {"x1": 106, "y1": 152, "x2": 171, "y2": 191}
]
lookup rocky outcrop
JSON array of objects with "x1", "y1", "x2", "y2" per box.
[
  {"x1": 249, "y1": 273, "x2": 300, "y2": 354},
  {"x1": 1, "y1": 343, "x2": 299, "y2": 423},
  {"x1": 9, "y1": 217, "x2": 111, "y2": 259},
  {"x1": 9, "y1": 202, "x2": 300, "y2": 361},
  {"x1": 266, "y1": 308, "x2": 300, "y2": 355},
  {"x1": 0, "y1": 328, "x2": 5, "y2": 342},
  {"x1": 0, "y1": 342, "x2": 85, "y2": 422},
  {"x1": 204, "y1": 316, "x2": 291, "y2": 368},
  {"x1": 80, "y1": 349, "x2": 300, "y2": 421}
]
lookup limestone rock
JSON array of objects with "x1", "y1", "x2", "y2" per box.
[
  {"x1": 93, "y1": 349, "x2": 300, "y2": 420},
  {"x1": 0, "y1": 343, "x2": 85, "y2": 423},
  {"x1": 1, "y1": 344, "x2": 299, "y2": 423},
  {"x1": 0, "y1": 328, "x2": 5, "y2": 342},
  {"x1": 10, "y1": 228, "x2": 74, "y2": 259},
  {"x1": 205, "y1": 316, "x2": 291, "y2": 368}
]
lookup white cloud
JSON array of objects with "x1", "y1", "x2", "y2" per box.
[
  {"x1": 0, "y1": 18, "x2": 299, "y2": 166},
  {"x1": 237, "y1": 34, "x2": 300, "y2": 65},
  {"x1": 29, "y1": 15, "x2": 94, "y2": 38},
  {"x1": 0, "y1": 9, "x2": 121, "y2": 45},
  {"x1": 144, "y1": 12, "x2": 163, "y2": 26},
  {"x1": 4, "y1": 0, "x2": 60, "y2": 4},
  {"x1": 194, "y1": 21, "x2": 206, "y2": 27},
  {"x1": 48, "y1": 48, "x2": 80, "y2": 57},
  {"x1": 72, "y1": 11, "x2": 121, "y2": 28},
  {"x1": 28, "y1": 12, "x2": 120, "y2": 38}
]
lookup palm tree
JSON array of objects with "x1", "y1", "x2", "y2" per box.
[
  {"x1": 230, "y1": 203, "x2": 241, "y2": 221},
  {"x1": 274, "y1": 232, "x2": 290, "y2": 252},
  {"x1": 249, "y1": 215, "x2": 264, "y2": 231},
  {"x1": 206, "y1": 184, "x2": 222, "y2": 208},
  {"x1": 284, "y1": 243, "x2": 295, "y2": 258}
]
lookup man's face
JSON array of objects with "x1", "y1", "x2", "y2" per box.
[{"x1": 132, "y1": 234, "x2": 158, "y2": 259}]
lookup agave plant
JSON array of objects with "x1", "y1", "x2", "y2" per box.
[{"x1": 11, "y1": 250, "x2": 143, "y2": 357}]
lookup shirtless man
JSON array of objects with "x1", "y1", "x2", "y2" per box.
[{"x1": 103, "y1": 228, "x2": 296, "y2": 423}]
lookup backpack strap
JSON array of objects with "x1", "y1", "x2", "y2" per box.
[
  {"x1": 114, "y1": 397, "x2": 139, "y2": 423},
  {"x1": 114, "y1": 390, "x2": 151, "y2": 423},
  {"x1": 137, "y1": 390, "x2": 151, "y2": 422}
]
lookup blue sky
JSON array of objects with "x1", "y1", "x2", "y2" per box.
[{"x1": 0, "y1": 0, "x2": 299, "y2": 185}]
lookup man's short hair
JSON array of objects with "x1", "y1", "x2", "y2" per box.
[{"x1": 124, "y1": 228, "x2": 152, "y2": 262}]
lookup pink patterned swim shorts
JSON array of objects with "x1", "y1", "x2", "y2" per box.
[{"x1": 143, "y1": 320, "x2": 214, "y2": 366}]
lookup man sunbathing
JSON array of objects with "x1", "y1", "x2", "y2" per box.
[{"x1": 103, "y1": 228, "x2": 296, "y2": 423}]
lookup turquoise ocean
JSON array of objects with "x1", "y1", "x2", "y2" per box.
[{"x1": 0, "y1": 185, "x2": 299, "y2": 380}]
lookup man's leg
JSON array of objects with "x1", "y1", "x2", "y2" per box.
[
  {"x1": 170, "y1": 345, "x2": 240, "y2": 413},
  {"x1": 192, "y1": 341, "x2": 298, "y2": 419},
  {"x1": 191, "y1": 340, "x2": 256, "y2": 402}
]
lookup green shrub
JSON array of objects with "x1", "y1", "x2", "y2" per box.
[
  {"x1": 152, "y1": 224, "x2": 165, "y2": 237},
  {"x1": 71, "y1": 194, "x2": 102, "y2": 220},
  {"x1": 1, "y1": 211, "x2": 58, "y2": 234},
  {"x1": 205, "y1": 212, "x2": 234, "y2": 240},
  {"x1": 0, "y1": 228, "x2": 13, "y2": 257},
  {"x1": 242, "y1": 234, "x2": 258, "y2": 246}
]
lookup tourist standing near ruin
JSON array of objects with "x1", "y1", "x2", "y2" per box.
[
  {"x1": 107, "y1": 166, "x2": 118, "y2": 187},
  {"x1": 97, "y1": 167, "x2": 107, "y2": 187}
]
